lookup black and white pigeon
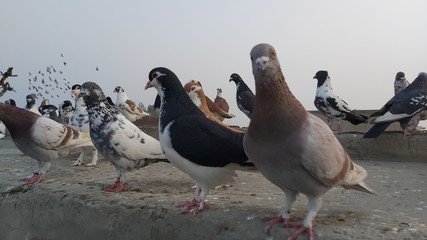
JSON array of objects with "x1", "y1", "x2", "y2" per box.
[
  {"x1": 364, "y1": 72, "x2": 427, "y2": 138},
  {"x1": 79, "y1": 81, "x2": 166, "y2": 192},
  {"x1": 114, "y1": 86, "x2": 149, "y2": 122},
  {"x1": 59, "y1": 100, "x2": 75, "y2": 124},
  {"x1": 38, "y1": 104, "x2": 62, "y2": 123},
  {"x1": 25, "y1": 93, "x2": 41, "y2": 115},
  {"x1": 0, "y1": 102, "x2": 93, "y2": 185},
  {"x1": 229, "y1": 73, "x2": 255, "y2": 119},
  {"x1": 244, "y1": 43, "x2": 375, "y2": 240},
  {"x1": 313, "y1": 70, "x2": 368, "y2": 132},
  {"x1": 145, "y1": 67, "x2": 252, "y2": 215},
  {"x1": 68, "y1": 84, "x2": 98, "y2": 166},
  {"x1": 5, "y1": 98, "x2": 16, "y2": 106}
]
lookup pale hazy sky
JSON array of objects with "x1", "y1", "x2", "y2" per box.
[{"x1": 1, "y1": 0, "x2": 427, "y2": 127}]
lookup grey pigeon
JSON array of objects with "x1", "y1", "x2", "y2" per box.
[
  {"x1": 364, "y1": 72, "x2": 427, "y2": 138},
  {"x1": 394, "y1": 71, "x2": 409, "y2": 95},
  {"x1": 244, "y1": 43, "x2": 375, "y2": 240},
  {"x1": 79, "y1": 82, "x2": 166, "y2": 192},
  {"x1": 0, "y1": 103, "x2": 93, "y2": 185}
]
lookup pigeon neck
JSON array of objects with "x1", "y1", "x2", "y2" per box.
[{"x1": 250, "y1": 71, "x2": 307, "y2": 137}]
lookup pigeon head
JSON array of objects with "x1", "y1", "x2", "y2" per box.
[
  {"x1": 145, "y1": 67, "x2": 187, "y2": 99},
  {"x1": 79, "y1": 82, "x2": 107, "y2": 107},
  {"x1": 395, "y1": 72, "x2": 405, "y2": 81},
  {"x1": 250, "y1": 43, "x2": 281, "y2": 78},
  {"x1": 71, "y1": 84, "x2": 82, "y2": 99},
  {"x1": 217, "y1": 88, "x2": 222, "y2": 94},
  {"x1": 229, "y1": 73, "x2": 242, "y2": 84},
  {"x1": 5, "y1": 99, "x2": 16, "y2": 106},
  {"x1": 313, "y1": 70, "x2": 330, "y2": 87},
  {"x1": 61, "y1": 100, "x2": 73, "y2": 109},
  {"x1": 114, "y1": 86, "x2": 124, "y2": 93},
  {"x1": 26, "y1": 93, "x2": 37, "y2": 103}
]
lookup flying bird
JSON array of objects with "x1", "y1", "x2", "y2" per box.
[
  {"x1": 364, "y1": 72, "x2": 427, "y2": 138},
  {"x1": 80, "y1": 82, "x2": 166, "y2": 192},
  {"x1": 145, "y1": 67, "x2": 252, "y2": 214},
  {"x1": 0, "y1": 103, "x2": 93, "y2": 185},
  {"x1": 68, "y1": 84, "x2": 98, "y2": 166},
  {"x1": 214, "y1": 88, "x2": 231, "y2": 121},
  {"x1": 313, "y1": 70, "x2": 368, "y2": 132},
  {"x1": 113, "y1": 86, "x2": 149, "y2": 122},
  {"x1": 394, "y1": 71, "x2": 409, "y2": 95},
  {"x1": 229, "y1": 73, "x2": 255, "y2": 119},
  {"x1": 244, "y1": 43, "x2": 375, "y2": 240}
]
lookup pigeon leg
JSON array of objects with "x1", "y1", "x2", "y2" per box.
[
  {"x1": 72, "y1": 149, "x2": 85, "y2": 166},
  {"x1": 287, "y1": 195, "x2": 321, "y2": 240},
  {"x1": 265, "y1": 189, "x2": 297, "y2": 231},
  {"x1": 103, "y1": 176, "x2": 128, "y2": 192},
  {"x1": 20, "y1": 172, "x2": 45, "y2": 185},
  {"x1": 85, "y1": 147, "x2": 98, "y2": 167},
  {"x1": 175, "y1": 185, "x2": 209, "y2": 215}
]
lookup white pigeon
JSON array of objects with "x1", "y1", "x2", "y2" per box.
[
  {"x1": 68, "y1": 84, "x2": 98, "y2": 166},
  {"x1": 0, "y1": 102, "x2": 93, "y2": 185},
  {"x1": 114, "y1": 86, "x2": 149, "y2": 122},
  {"x1": 80, "y1": 81, "x2": 166, "y2": 192},
  {"x1": 244, "y1": 43, "x2": 375, "y2": 240}
]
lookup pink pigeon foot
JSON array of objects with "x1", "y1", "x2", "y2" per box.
[
  {"x1": 102, "y1": 180, "x2": 128, "y2": 192},
  {"x1": 263, "y1": 216, "x2": 299, "y2": 231},
  {"x1": 174, "y1": 199, "x2": 209, "y2": 215},
  {"x1": 20, "y1": 173, "x2": 45, "y2": 185},
  {"x1": 287, "y1": 225, "x2": 314, "y2": 240}
]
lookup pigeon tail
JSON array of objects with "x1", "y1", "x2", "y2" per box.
[
  {"x1": 363, "y1": 122, "x2": 392, "y2": 138},
  {"x1": 344, "y1": 110, "x2": 368, "y2": 125},
  {"x1": 344, "y1": 181, "x2": 376, "y2": 195}
]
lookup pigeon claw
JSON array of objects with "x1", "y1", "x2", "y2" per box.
[
  {"x1": 20, "y1": 173, "x2": 45, "y2": 185},
  {"x1": 287, "y1": 226, "x2": 314, "y2": 240},
  {"x1": 174, "y1": 199, "x2": 209, "y2": 215},
  {"x1": 102, "y1": 181, "x2": 128, "y2": 192}
]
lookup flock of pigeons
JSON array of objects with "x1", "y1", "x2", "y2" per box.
[{"x1": 0, "y1": 43, "x2": 426, "y2": 239}]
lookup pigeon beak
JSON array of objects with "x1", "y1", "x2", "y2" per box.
[
  {"x1": 255, "y1": 56, "x2": 269, "y2": 72},
  {"x1": 144, "y1": 81, "x2": 153, "y2": 90}
]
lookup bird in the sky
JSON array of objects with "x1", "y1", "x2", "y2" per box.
[
  {"x1": 213, "y1": 88, "x2": 231, "y2": 121},
  {"x1": 114, "y1": 86, "x2": 149, "y2": 122},
  {"x1": 244, "y1": 43, "x2": 375, "y2": 240},
  {"x1": 145, "y1": 67, "x2": 252, "y2": 214},
  {"x1": 183, "y1": 81, "x2": 243, "y2": 133},
  {"x1": 25, "y1": 93, "x2": 41, "y2": 115},
  {"x1": 365, "y1": 72, "x2": 427, "y2": 138},
  {"x1": 313, "y1": 70, "x2": 368, "y2": 132},
  {"x1": 80, "y1": 81, "x2": 166, "y2": 192},
  {"x1": 229, "y1": 73, "x2": 255, "y2": 119},
  {"x1": 394, "y1": 71, "x2": 410, "y2": 95},
  {"x1": 0, "y1": 103, "x2": 93, "y2": 185},
  {"x1": 68, "y1": 84, "x2": 98, "y2": 166}
]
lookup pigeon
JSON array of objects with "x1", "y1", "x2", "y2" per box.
[
  {"x1": 80, "y1": 81, "x2": 166, "y2": 192},
  {"x1": 187, "y1": 80, "x2": 235, "y2": 121},
  {"x1": 0, "y1": 120, "x2": 5, "y2": 139},
  {"x1": 244, "y1": 43, "x2": 375, "y2": 239},
  {"x1": 38, "y1": 104, "x2": 62, "y2": 123},
  {"x1": 145, "y1": 67, "x2": 252, "y2": 214},
  {"x1": 68, "y1": 84, "x2": 99, "y2": 166},
  {"x1": 59, "y1": 100, "x2": 75, "y2": 124},
  {"x1": 0, "y1": 103, "x2": 93, "y2": 185},
  {"x1": 114, "y1": 86, "x2": 149, "y2": 122},
  {"x1": 214, "y1": 88, "x2": 230, "y2": 121},
  {"x1": 25, "y1": 93, "x2": 41, "y2": 115},
  {"x1": 364, "y1": 72, "x2": 427, "y2": 138},
  {"x1": 5, "y1": 98, "x2": 16, "y2": 106},
  {"x1": 229, "y1": 73, "x2": 255, "y2": 119},
  {"x1": 183, "y1": 81, "x2": 243, "y2": 133},
  {"x1": 313, "y1": 70, "x2": 368, "y2": 132},
  {"x1": 394, "y1": 71, "x2": 409, "y2": 95}
]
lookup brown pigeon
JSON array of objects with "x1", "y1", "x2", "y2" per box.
[
  {"x1": 243, "y1": 43, "x2": 375, "y2": 240},
  {"x1": 213, "y1": 88, "x2": 230, "y2": 121},
  {"x1": 0, "y1": 103, "x2": 93, "y2": 185}
]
